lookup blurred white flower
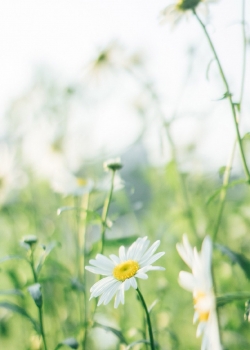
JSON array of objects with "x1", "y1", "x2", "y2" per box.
[
  {"x1": 103, "y1": 157, "x2": 123, "y2": 172},
  {"x1": 52, "y1": 171, "x2": 94, "y2": 196},
  {"x1": 0, "y1": 144, "x2": 24, "y2": 205},
  {"x1": 177, "y1": 235, "x2": 222, "y2": 350},
  {"x1": 86, "y1": 236, "x2": 165, "y2": 308},
  {"x1": 160, "y1": 0, "x2": 215, "y2": 26}
]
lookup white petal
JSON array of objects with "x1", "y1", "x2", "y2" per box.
[
  {"x1": 90, "y1": 276, "x2": 116, "y2": 296},
  {"x1": 91, "y1": 254, "x2": 114, "y2": 269},
  {"x1": 176, "y1": 234, "x2": 194, "y2": 268},
  {"x1": 129, "y1": 277, "x2": 137, "y2": 289},
  {"x1": 85, "y1": 266, "x2": 111, "y2": 275},
  {"x1": 133, "y1": 237, "x2": 150, "y2": 260},
  {"x1": 135, "y1": 272, "x2": 148, "y2": 280},
  {"x1": 97, "y1": 281, "x2": 120, "y2": 306},
  {"x1": 178, "y1": 271, "x2": 195, "y2": 291},
  {"x1": 138, "y1": 240, "x2": 160, "y2": 264},
  {"x1": 142, "y1": 265, "x2": 165, "y2": 273},
  {"x1": 124, "y1": 279, "x2": 131, "y2": 291},
  {"x1": 140, "y1": 251, "x2": 165, "y2": 267},
  {"x1": 114, "y1": 285, "x2": 124, "y2": 308},
  {"x1": 119, "y1": 246, "x2": 126, "y2": 261},
  {"x1": 109, "y1": 254, "x2": 120, "y2": 265}
]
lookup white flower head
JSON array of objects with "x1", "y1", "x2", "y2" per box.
[
  {"x1": 177, "y1": 235, "x2": 222, "y2": 350},
  {"x1": 86, "y1": 236, "x2": 165, "y2": 308},
  {"x1": 160, "y1": 0, "x2": 216, "y2": 26}
]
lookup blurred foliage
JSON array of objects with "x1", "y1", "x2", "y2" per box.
[{"x1": 1, "y1": 7, "x2": 250, "y2": 348}]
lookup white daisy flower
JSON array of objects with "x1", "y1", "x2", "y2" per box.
[
  {"x1": 177, "y1": 235, "x2": 222, "y2": 350},
  {"x1": 85, "y1": 236, "x2": 165, "y2": 308},
  {"x1": 160, "y1": 0, "x2": 215, "y2": 26}
]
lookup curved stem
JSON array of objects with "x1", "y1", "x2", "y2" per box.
[
  {"x1": 29, "y1": 249, "x2": 48, "y2": 350},
  {"x1": 136, "y1": 288, "x2": 156, "y2": 350},
  {"x1": 209, "y1": 0, "x2": 247, "y2": 241},
  {"x1": 193, "y1": 10, "x2": 250, "y2": 184},
  {"x1": 239, "y1": 0, "x2": 246, "y2": 105},
  {"x1": 213, "y1": 139, "x2": 237, "y2": 242},
  {"x1": 100, "y1": 169, "x2": 116, "y2": 255}
]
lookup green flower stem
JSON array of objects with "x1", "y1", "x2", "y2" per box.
[
  {"x1": 136, "y1": 288, "x2": 156, "y2": 350},
  {"x1": 193, "y1": 9, "x2": 250, "y2": 184},
  {"x1": 240, "y1": 0, "x2": 246, "y2": 105},
  {"x1": 74, "y1": 194, "x2": 90, "y2": 350},
  {"x1": 82, "y1": 194, "x2": 90, "y2": 350},
  {"x1": 193, "y1": 10, "x2": 250, "y2": 184},
  {"x1": 100, "y1": 169, "x2": 116, "y2": 255},
  {"x1": 29, "y1": 249, "x2": 48, "y2": 350},
  {"x1": 213, "y1": 139, "x2": 237, "y2": 242},
  {"x1": 198, "y1": 1, "x2": 247, "y2": 242}
]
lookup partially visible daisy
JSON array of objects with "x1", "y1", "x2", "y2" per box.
[
  {"x1": 160, "y1": 0, "x2": 215, "y2": 26},
  {"x1": 177, "y1": 235, "x2": 222, "y2": 350},
  {"x1": 85, "y1": 236, "x2": 165, "y2": 308}
]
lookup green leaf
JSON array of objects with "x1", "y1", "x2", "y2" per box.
[
  {"x1": 126, "y1": 340, "x2": 151, "y2": 349},
  {"x1": 148, "y1": 299, "x2": 159, "y2": 313},
  {"x1": 206, "y1": 179, "x2": 246, "y2": 205},
  {"x1": 0, "y1": 301, "x2": 39, "y2": 331},
  {"x1": 36, "y1": 241, "x2": 58, "y2": 275},
  {"x1": 0, "y1": 289, "x2": 24, "y2": 297},
  {"x1": 242, "y1": 132, "x2": 250, "y2": 141},
  {"x1": 218, "y1": 166, "x2": 227, "y2": 177},
  {"x1": 206, "y1": 58, "x2": 216, "y2": 80},
  {"x1": 216, "y1": 244, "x2": 250, "y2": 280},
  {"x1": 217, "y1": 292, "x2": 250, "y2": 307},
  {"x1": 105, "y1": 236, "x2": 138, "y2": 248},
  {"x1": 0, "y1": 255, "x2": 25, "y2": 264},
  {"x1": 213, "y1": 91, "x2": 232, "y2": 101},
  {"x1": 94, "y1": 322, "x2": 127, "y2": 345}
]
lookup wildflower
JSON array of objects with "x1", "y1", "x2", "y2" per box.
[
  {"x1": 52, "y1": 171, "x2": 94, "y2": 197},
  {"x1": 86, "y1": 236, "x2": 165, "y2": 308},
  {"x1": 103, "y1": 158, "x2": 123, "y2": 172},
  {"x1": 177, "y1": 235, "x2": 222, "y2": 350},
  {"x1": 160, "y1": 0, "x2": 214, "y2": 26}
]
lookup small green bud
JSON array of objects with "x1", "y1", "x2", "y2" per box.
[
  {"x1": 22, "y1": 235, "x2": 38, "y2": 246},
  {"x1": 28, "y1": 283, "x2": 43, "y2": 308}
]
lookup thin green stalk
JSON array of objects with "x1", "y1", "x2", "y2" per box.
[
  {"x1": 240, "y1": 0, "x2": 246, "y2": 105},
  {"x1": 193, "y1": 10, "x2": 250, "y2": 184},
  {"x1": 100, "y1": 169, "x2": 116, "y2": 255},
  {"x1": 91, "y1": 169, "x2": 117, "y2": 316},
  {"x1": 29, "y1": 249, "x2": 48, "y2": 350},
  {"x1": 82, "y1": 193, "x2": 90, "y2": 350},
  {"x1": 211, "y1": 0, "x2": 247, "y2": 241},
  {"x1": 136, "y1": 288, "x2": 156, "y2": 350},
  {"x1": 213, "y1": 139, "x2": 237, "y2": 242}
]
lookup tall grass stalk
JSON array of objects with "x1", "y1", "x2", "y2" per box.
[{"x1": 193, "y1": 9, "x2": 250, "y2": 184}]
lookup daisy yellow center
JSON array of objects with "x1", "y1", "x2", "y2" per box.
[
  {"x1": 76, "y1": 178, "x2": 87, "y2": 187},
  {"x1": 113, "y1": 260, "x2": 139, "y2": 281},
  {"x1": 177, "y1": 0, "x2": 201, "y2": 11},
  {"x1": 193, "y1": 291, "x2": 210, "y2": 322}
]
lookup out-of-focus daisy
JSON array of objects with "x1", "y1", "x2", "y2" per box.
[
  {"x1": 0, "y1": 144, "x2": 24, "y2": 205},
  {"x1": 52, "y1": 170, "x2": 94, "y2": 197},
  {"x1": 103, "y1": 157, "x2": 123, "y2": 172},
  {"x1": 85, "y1": 236, "x2": 165, "y2": 308},
  {"x1": 177, "y1": 235, "x2": 222, "y2": 350},
  {"x1": 160, "y1": 0, "x2": 214, "y2": 26}
]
